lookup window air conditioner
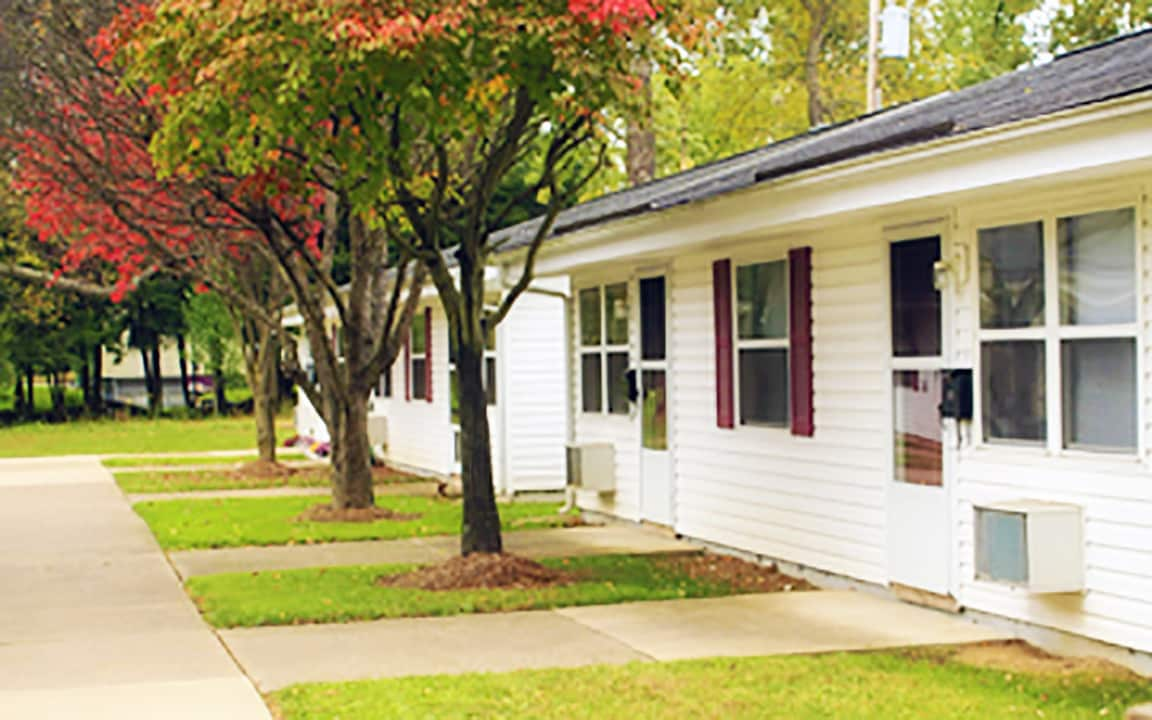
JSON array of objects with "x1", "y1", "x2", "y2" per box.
[
  {"x1": 566, "y1": 443, "x2": 615, "y2": 494},
  {"x1": 367, "y1": 416, "x2": 389, "y2": 448},
  {"x1": 974, "y1": 500, "x2": 1084, "y2": 593}
]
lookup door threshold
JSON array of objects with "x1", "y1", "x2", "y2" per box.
[{"x1": 890, "y1": 582, "x2": 962, "y2": 613}]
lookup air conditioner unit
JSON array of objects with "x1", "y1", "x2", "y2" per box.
[
  {"x1": 974, "y1": 500, "x2": 1083, "y2": 593},
  {"x1": 566, "y1": 443, "x2": 615, "y2": 494},
  {"x1": 367, "y1": 416, "x2": 389, "y2": 448}
]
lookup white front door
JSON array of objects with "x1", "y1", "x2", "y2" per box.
[
  {"x1": 638, "y1": 275, "x2": 673, "y2": 526},
  {"x1": 886, "y1": 234, "x2": 952, "y2": 596}
]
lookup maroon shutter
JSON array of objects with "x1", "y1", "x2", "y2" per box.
[
  {"x1": 789, "y1": 247, "x2": 814, "y2": 437},
  {"x1": 404, "y1": 335, "x2": 411, "y2": 402},
  {"x1": 712, "y1": 259, "x2": 735, "y2": 429},
  {"x1": 424, "y1": 307, "x2": 433, "y2": 403}
]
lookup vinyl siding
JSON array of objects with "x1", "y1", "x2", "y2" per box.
[
  {"x1": 949, "y1": 186, "x2": 1152, "y2": 655},
  {"x1": 501, "y1": 291, "x2": 567, "y2": 492},
  {"x1": 669, "y1": 237, "x2": 889, "y2": 585},
  {"x1": 376, "y1": 302, "x2": 458, "y2": 478}
]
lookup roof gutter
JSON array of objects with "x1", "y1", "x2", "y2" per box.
[{"x1": 511, "y1": 88, "x2": 1152, "y2": 264}]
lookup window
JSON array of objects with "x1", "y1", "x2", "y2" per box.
[
  {"x1": 410, "y1": 312, "x2": 427, "y2": 400},
  {"x1": 735, "y1": 260, "x2": 789, "y2": 426},
  {"x1": 578, "y1": 284, "x2": 629, "y2": 414},
  {"x1": 978, "y1": 207, "x2": 1138, "y2": 452}
]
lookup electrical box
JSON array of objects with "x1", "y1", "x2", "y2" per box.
[
  {"x1": 974, "y1": 501, "x2": 1084, "y2": 593},
  {"x1": 880, "y1": 4, "x2": 910, "y2": 59},
  {"x1": 566, "y1": 443, "x2": 615, "y2": 494}
]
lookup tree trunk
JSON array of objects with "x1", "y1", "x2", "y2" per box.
[
  {"x1": 79, "y1": 359, "x2": 92, "y2": 416},
  {"x1": 625, "y1": 56, "x2": 656, "y2": 187},
  {"x1": 25, "y1": 369, "x2": 35, "y2": 418},
  {"x1": 252, "y1": 336, "x2": 279, "y2": 463},
  {"x1": 13, "y1": 374, "x2": 26, "y2": 415},
  {"x1": 176, "y1": 333, "x2": 193, "y2": 409},
  {"x1": 329, "y1": 392, "x2": 376, "y2": 509},
  {"x1": 804, "y1": 3, "x2": 830, "y2": 127},
  {"x1": 457, "y1": 341, "x2": 502, "y2": 555},
  {"x1": 213, "y1": 367, "x2": 227, "y2": 415},
  {"x1": 148, "y1": 344, "x2": 164, "y2": 415},
  {"x1": 49, "y1": 371, "x2": 65, "y2": 421},
  {"x1": 90, "y1": 345, "x2": 104, "y2": 416}
]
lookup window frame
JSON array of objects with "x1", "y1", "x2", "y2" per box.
[
  {"x1": 731, "y1": 256, "x2": 791, "y2": 429},
  {"x1": 409, "y1": 312, "x2": 427, "y2": 401},
  {"x1": 577, "y1": 281, "x2": 631, "y2": 416},
  {"x1": 974, "y1": 200, "x2": 1143, "y2": 457}
]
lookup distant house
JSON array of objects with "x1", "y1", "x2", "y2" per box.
[
  {"x1": 101, "y1": 338, "x2": 192, "y2": 411},
  {"x1": 495, "y1": 31, "x2": 1152, "y2": 671},
  {"x1": 289, "y1": 273, "x2": 570, "y2": 495}
]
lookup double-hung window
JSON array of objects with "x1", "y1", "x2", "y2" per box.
[
  {"x1": 410, "y1": 312, "x2": 428, "y2": 400},
  {"x1": 579, "y1": 283, "x2": 629, "y2": 414},
  {"x1": 978, "y1": 207, "x2": 1138, "y2": 452},
  {"x1": 735, "y1": 260, "x2": 790, "y2": 426}
]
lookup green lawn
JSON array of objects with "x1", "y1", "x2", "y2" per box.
[
  {"x1": 269, "y1": 650, "x2": 1152, "y2": 720},
  {"x1": 103, "y1": 452, "x2": 306, "y2": 469},
  {"x1": 0, "y1": 415, "x2": 292, "y2": 458},
  {"x1": 115, "y1": 465, "x2": 422, "y2": 494},
  {"x1": 186, "y1": 553, "x2": 780, "y2": 627},
  {"x1": 135, "y1": 495, "x2": 572, "y2": 550}
]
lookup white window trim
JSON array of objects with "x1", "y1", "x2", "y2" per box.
[
  {"x1": 577, "y1": 282, "x2": 630, "y2": 416},
  {"x1": 410, "y1": 314, "x2": 427, "y2": 402},
  {"x1": 732, "y1": 256, "x2": 791, "y2": 429},
  {"x1": 973, "y1": 200, "x2": 1143, "y2": 457}
]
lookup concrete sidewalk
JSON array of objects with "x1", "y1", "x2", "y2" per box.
[
  {"x1": 0, "y1": 457, "x2": 270, "y2": 719},
  {"x1": 170, "y1": 524, "x2": 698, "y2": 578},
  {"x1": 126, "y1": 480, "x2": 441, "y2": 505},
  {"x1": 223, "y1": 590, "x2": 1011, "y2": 691}
]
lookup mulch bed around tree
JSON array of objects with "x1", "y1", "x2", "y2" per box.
[
  {"x1": 296, "y1": 504, "x2": 423, "y2": 523},
  {"x1": 237, "y1": 459, "x2": 300, "y2": 478},
  {"x1": 378, "y1": 553, "x2": 577, "y2": 591},
  {"x1": 653, "y1": 554, "x2": 817, "y2": 593}
]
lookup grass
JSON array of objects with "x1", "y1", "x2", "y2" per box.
[
  {"x1": 268, "y1": 650, "x2": 1152, "y2": 720},
  {"x1": 135, "y1": 495, "x2": 572, "y2": 550},
  {"x1": 0, "y1": 415, "x2": 293, "y2": 458},
  {"x1": 114, "y1": 466, "x2": 423, "y2": 494},
  {"x1": 186, "y1": 553, "x2": 770, "y2": 627},
  {"x1": 103, "y1": 452, "x2": 305, "y2": 469}
]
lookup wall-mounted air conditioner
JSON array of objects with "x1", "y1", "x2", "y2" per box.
[
  {"x1": 566, "y1": 443, "x2": 615, "y2": 494},
  {"x1": 367, "y1": 416, "x2": 389, "y2": 449},
  {"x1": 974, "y1": 500, "x2": 1083, "y2": 593}
]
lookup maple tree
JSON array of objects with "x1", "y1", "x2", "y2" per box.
[
  {"x1": 1, "y1": 1, "x2": 306, "y2": 454},
  {"x1": 116, "y1": 0, "x2": 658, "y2": 552}
]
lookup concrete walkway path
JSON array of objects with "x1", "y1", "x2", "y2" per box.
[
  {"x1": 0, "y1": 457, "x2": 270, "y2": 719},
  {"x1": 223, "y1": 590, "x2": 1011, "y2": 691},
  {"x1": 171, "y1": 524, "x2": 697, "y2": 577}
]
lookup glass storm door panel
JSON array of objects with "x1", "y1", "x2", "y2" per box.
[
  {"x1": 638, "y1": 275, "x2": 673, "y2": 526},
  {"x1": 887, "y1": 234, "x2": 951, "y2": 597}
]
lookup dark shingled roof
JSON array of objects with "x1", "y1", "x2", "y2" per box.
[{"x1": 494, "y1": 28, "x2": 1152, "y2": 251}]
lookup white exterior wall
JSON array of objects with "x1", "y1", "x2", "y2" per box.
[
  {"x1": 500, "y1": 290, "x2": 568, "y2": 492},
  {"x1": 670, "y1": 238, "x2": 889, "y2": 585},
  {"x1": 562, "y1": 166, "x2": 1152, "y2": 658},
  {"x1": 948, "y1": 182, "x2": 1152, "y2": 655},
  {"x1": 373, "y1": 302, "x2": 458, "y2": 478}
]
